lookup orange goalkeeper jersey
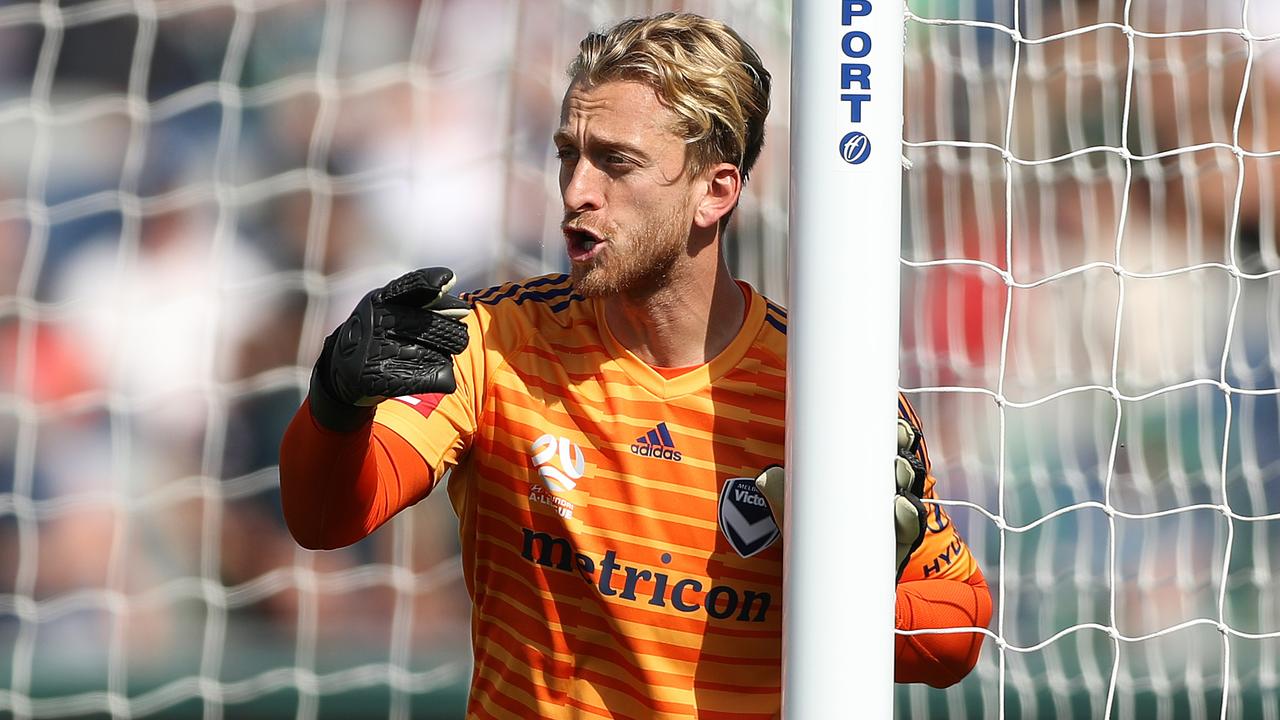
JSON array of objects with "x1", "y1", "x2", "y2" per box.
[{"x1": 280, "y1": 273, "x2": 990, "y2": 718}]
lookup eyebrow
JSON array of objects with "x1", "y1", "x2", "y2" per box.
[{"x1": 552, "y1": 129, "x2": 651, "y2": 161}]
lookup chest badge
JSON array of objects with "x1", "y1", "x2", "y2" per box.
[
  {"x1": 530, "y1": 433, "x2": 585, "y2": 493},
  {"x1": 718, "y1": 477, "x2": 780, "y2": 558}
]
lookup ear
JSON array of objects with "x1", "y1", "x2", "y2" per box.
[{"x1": 692, "y1": 163, "x2": 742, "y2": 230}]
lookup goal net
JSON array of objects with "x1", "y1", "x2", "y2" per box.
[
  {"x1": 1, "y1": 0, "x2": 1276, "y2": 718},
  {"x1": 901, "y1": 0, "x2": 1280, "y2": 717}
]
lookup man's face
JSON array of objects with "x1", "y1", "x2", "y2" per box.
[{"x1": 554, "y1": 79, "x2": 700, "y2": 297}]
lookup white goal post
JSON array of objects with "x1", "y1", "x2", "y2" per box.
[{"x1": 786, "y1": 0, "x2": 903, "y2": 716}]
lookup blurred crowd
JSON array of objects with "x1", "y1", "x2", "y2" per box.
[{"x1": 0, "y1": 0, "x2": 1277, "y2": 716}]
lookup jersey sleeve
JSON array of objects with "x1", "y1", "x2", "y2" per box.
[
  {"x1": 897, "y1": 394, "x2": 980, "y2": 584},
  {"x1": 279, "y1": 402, "x2": 434, "y2": 549},
  {"x1": 371, "y1": 302, "x2": 490, "y2": 476},
  {"x1": 893, "y1": 394, "x2": 993, "y2": 687}
]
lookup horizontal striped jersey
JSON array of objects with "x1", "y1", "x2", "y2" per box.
[
  {"x1": 376, "y1": 274, "x2": 788, "y2": 718},
  {"x1": 280, "y1": 272, "x2": 990, "y2": 718}
]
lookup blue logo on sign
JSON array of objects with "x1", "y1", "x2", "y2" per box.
[{"x1": 839, "y1": 131, "x2": 871, "y2": 164}]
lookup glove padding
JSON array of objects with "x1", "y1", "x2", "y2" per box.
[
  {"x1": 754, "y1": 465, "x2": 785, "y2": 527},
  {"x1": 895, "y1": 417, "x2": 929, "y2": 582},
  {"x1": 751, "y1": 419, "x2": 930, "y2": 583},
  {"x1": 309, "y1": 267, "x2": 471, "y2": 432}
]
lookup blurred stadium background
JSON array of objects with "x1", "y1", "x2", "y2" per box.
[{"x1": 0, "y1": 0, "x2": 1277, "y2": 717}]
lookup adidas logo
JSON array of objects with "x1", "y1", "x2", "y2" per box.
[{"x1": 630, "y1": 422, "x2": 683, "y2": 462}]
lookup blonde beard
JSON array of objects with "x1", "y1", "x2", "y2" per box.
[{"x1": 570, "y1": 207, "x2": 687, "y2": 298}]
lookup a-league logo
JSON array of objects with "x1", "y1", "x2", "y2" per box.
[
  {"x1": 529, "y1": 434, "x2": 585, "y2": 493},
  {"x1": 839, "y1": 131, "x2": 871, "y2": 164}
]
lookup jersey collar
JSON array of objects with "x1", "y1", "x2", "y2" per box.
[{"x1": 593, "y1": 280, "x2": 766, "y2": 399}]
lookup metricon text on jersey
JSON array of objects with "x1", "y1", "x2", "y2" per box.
[{"x1": 520, "y1": 528, "x2": 772, "y2": 622}]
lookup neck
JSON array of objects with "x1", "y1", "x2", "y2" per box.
[{"x1": 602, "y1": 247, "x2": 746, "y2": 368}]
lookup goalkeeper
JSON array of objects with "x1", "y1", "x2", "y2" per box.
[{"x1": 280, "y1": 12, "x2": 991, "y2": 718}]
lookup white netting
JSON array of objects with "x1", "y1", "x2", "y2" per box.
[
  {"x1": 0, "y1": 0, "x2": 791, "y2": 717},
  {"x1": 900, "y1": 1, "x2": 1280, "y2": 717}
]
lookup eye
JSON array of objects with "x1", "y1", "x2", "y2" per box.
[
  {"x1": 555, "y1": 147, "x2": 578, "y2": 162},
  {"x1": 604, "y1": 153, "x2": 629, "y2": 166}
]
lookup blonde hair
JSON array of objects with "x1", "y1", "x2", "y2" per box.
[{"x1": 568, "y1": 13, "x2": 772, "y2": 182}]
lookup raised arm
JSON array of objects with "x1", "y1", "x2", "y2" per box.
[
  {"x1": 280, "y1": 399, "x2": 435, "y2": 549},
  {"x1": 278, "y1": 268, "x2": 471, "y2": 550}
]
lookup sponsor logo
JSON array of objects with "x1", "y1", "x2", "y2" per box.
[
  {"x1": 717, "y1": 477, "x2": 780, "y2": 558},
  {"x1": 519, "y1": 527, "x2": 772, "y2": 623},
  {"x1": 529, "y1": 433, "x2": 585, "y2": 493},
  {"x1": 922, "y1": 537, "x2": 968, "y2": 578},
  {"x1": 839, "y1": 131, "x2": 871, "y2": 164},
  {"x1": 528, "y1": 485, "x2": 575, "y2": 519},
  {"x1": 630, "y1": 422, "x2": 683, "y2": 462},
  {"x1": 838, "y1": 0, "x2": 874, "y2": 163}
]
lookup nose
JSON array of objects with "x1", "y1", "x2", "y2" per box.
[{"x1": 561, "y1": 156, "x2": 604, "y2": 213}]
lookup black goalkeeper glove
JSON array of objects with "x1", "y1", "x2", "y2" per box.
[
  {"x1": 308, "y1": 267, "x2": 471, "y2": 432},
  {"x1": 894, "y1": 417, "x2": 929, "y2": 582}
]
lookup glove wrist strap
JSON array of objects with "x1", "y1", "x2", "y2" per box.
[{"x1": 308, "y1": 354, "x2": 376, "y2": 433}]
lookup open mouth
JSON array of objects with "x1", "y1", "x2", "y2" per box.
[{"x1": 563, "y1": 225, "x2": 607, "y2": 262}]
